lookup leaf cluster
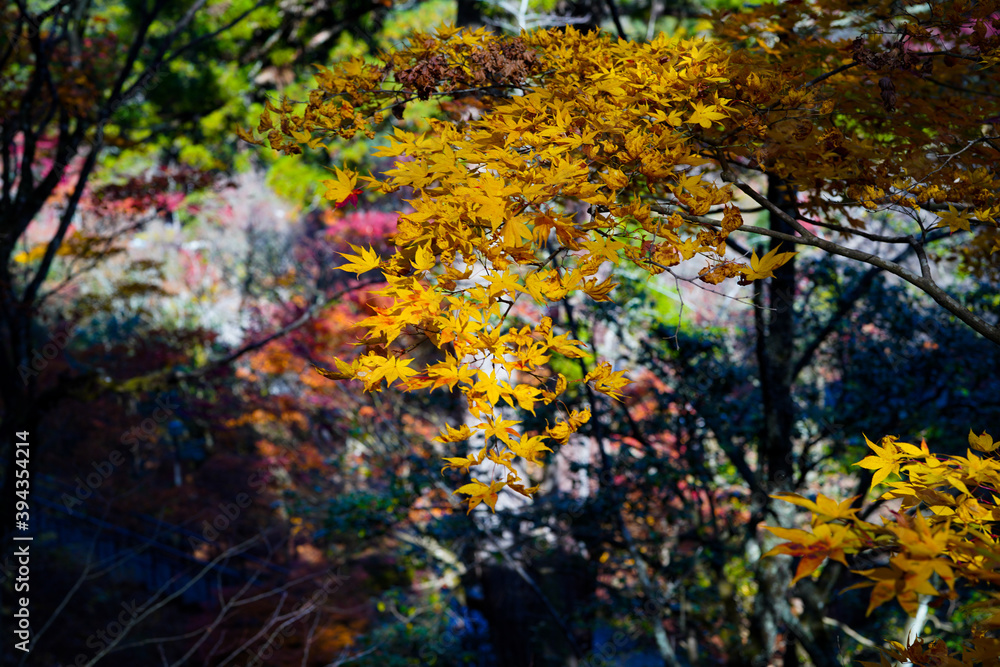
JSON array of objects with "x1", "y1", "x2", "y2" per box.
[{"x1": 766, "y1": 430, "x2": 1000, "y2": 666}]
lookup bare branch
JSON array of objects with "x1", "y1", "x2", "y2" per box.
[{"x1": 715, "y1": 176, "x2": 1000, "y2": 345}]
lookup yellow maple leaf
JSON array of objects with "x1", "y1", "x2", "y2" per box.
[
  {"x1": 933, "y1": 204, "x2": 973, "y2": 233},
  {"x1": 454, "y1": 478, "x2": 506, "y2": 513},
  {"x1": 687, "y1": 101, "x2": 727, "y2": 128},
  {"x1": 969, "y1": 429, "x2": 998, "y2": 452},
  {"x1": 545, "y1": 409, "x2": 590, "y2": 443},
  {"x1": 486, "y1": 269, "x2": 521, "y2": 298},
  {"x1": 426, "y1": 358, "x2": 477, "y2": 391},
  {"x1": 763, "y1": 522, "x2": 854, "y2": 584},
  {"x1": 522, "y1": 271, "x2": 551, "y2": 304},
  {"x1": 472, "y1": 370, "x2": 509, "y2": 406},
  {"x1": 412, "y1": 245, "x2": 436, "y2": 272},
  {"x1": 322, "y1": 166, "x2": 359, "y2": 203},
  {"x1": 312, "y1": 358, "x2": 357, "y2": 381},
  {"x1": 585, "y1": 362, "x2": 631, "y2": 400},
  {"x1": 336, "y1": 244, "x2": 381, "y2": 277},
  {"x1": 502, "y1": 216, "x2": 533, "y2": 247},
  {"x1": 741, "y1": 244, "x2": 796, "y2": 281},
  {"x1": 581, "y1": 237, "x2": 627, "y2": 265},
  {"x1": 509, "y1": 432, "x2": 552, "y2": 464},
  {"x1": 433, "y1": 423, "x2": 475, "y2": 443},
  {"x1": 771, "y1": 492, "x2": 860, "y2": 522},
  {"x1": 511, "y1": 383, "x2": 542, "y2": 415},
  {"x1": 856, "y1": 434, "x2": 903, "y2": 488},
  {"x1": 673, "y1": 171, "x2": 710, "y2": 199},
  {"x1": 440, "y1": 446, "x2": 488, "y2": 474},
  {"x1": 359, "y1": 354, "x2": 418, "y2": 388},
  {"x1": 507, "y1": 478, "x2": 540, "y2": 497},
  {"x1": 854, "y1": 563, "x2": 910, "y2": 616},
  {"x1": 546, "y1": 332, "x2": 587, "y2": 358},
  {"x1": 478, "y1": 415, "x2": 521, "y2": 446},
  {"x1": 583, "y1": 276, "x2": 618, "y2": 302}
]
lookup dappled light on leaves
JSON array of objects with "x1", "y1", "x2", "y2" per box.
[{"x1": 242, "y1": 5, "x2": 1000, "y2": 515}]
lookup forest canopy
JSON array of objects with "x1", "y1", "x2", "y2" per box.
[
  {"x1": 245, "y1": 0, "x2": 1000, "y2": 501},
  {"x1": 2, "y1": 0, "x2": 1000, "y2": 665}
]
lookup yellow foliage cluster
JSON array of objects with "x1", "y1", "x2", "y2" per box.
[
  {"x1": 245, "y1": 26, "x2": 780, "y2": 510},
  {"x1": 243, "y1": 3, "x2": 1000, "y2": 510},
  {"x1": 766, "y1": 431, "x2": 1000, "y2": 665}
]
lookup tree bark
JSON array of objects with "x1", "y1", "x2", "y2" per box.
[
  {"x1": 456, "y1": 0, "x2": 484, "y2": 28},
  {"x1": 745, "y1": 176, "x2": 842, "y2": 667},
  {"x1": 745, "y1": 175, "x2": 798, "y2": 666}
]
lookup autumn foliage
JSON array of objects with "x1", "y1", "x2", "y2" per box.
[
  {"x1": 765, "y1": 430, "x2": 1000, "y2": 665},
  {"x1": 240, "y1": 2, "x2": 1000, "y2": 660},
  {"x1": 246, "y1": 26, "x2": 801, "y2": 510},
  {"x1": 245, "y1": 5, "x2": 1000, "y2": 509}
]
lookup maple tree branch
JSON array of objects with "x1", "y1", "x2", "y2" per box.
[
  {"x1": 923, "y1": 76, "x2": 1000, "y2": 99},
  {"x1": 329, "y1": 643, "x2": 382, "y2": 666},
  {"x1": 911, "y1": 235, "x2": 932, "y2": 280},
  {"x1": 161, "y1": 0, "x2": 270, "y2": 68},
  {"x1": 560, "y1": 296, "x2": 684, "y2": 667},
  {"x1": 719, "y1": 176, "x2": 1000, "y2": 346},
  {"x1": 190, "y1": 280, "x2": 383, "y2": 371},
  {"x1": 778, "y1": 603, "x2": 840, "y2": 667},
  {"x1": 791, "y1": 245, "x2": 913, "y2": 383},
  {"x1": 20, "y1": 124, "x2": 102, "y2": 308},
  {"x1": 604, "y1": 0, "x2": 628, "y2": 41},
  {"x1": 84, "y1": 535, "x2": 266, "y2": 667},
  {"x1": 10, "y1": 113, "x2": 86, "y2": 248},
  {"x1": 652, "y1": 193, "x2": 1000, "y2": 345},
  {"x1": 799, "y1": 61, "x2": 858, "y2": 90},
  {"x1": 394, "y1": 529, "x2": 467, "y2": 581},
  {"x1": 639, "y1": 330, "x2": 767, "y2": 497},
  {"x1": 0, "y1": 116, "x2": 14, "y2": 217},
  {"x1": 913, "y1": 50, "x2": 982, "y2": 62},
  {"x1": 11, "y1": 29, "x2": 50, "y2": 215},
  {"x1": 156, "y1": 564, "x2": 343, "y2": 666},
  {"x1": 301, "y1": 612, "x2": 321, "y2": 667},
  {"x1": 35, "y1": 215, "x2": 158, "y2": 305},
  {"x1": 796, "y1": 214, "x2": 934, "y2": 245},
  {"x1": 712, "y1": 61, "x2": 859, "y2": 147},
  {"x1": 617, "y1": 512, "x2": 683, "y2": 667},
  {"x1": 164, "y1": 571, "x2": 268, "y2": 666},
  {"x1": 103, "y1": 625, "x2": 208, "y2": 655},
  {"x1": 107, "y1": 561, "x2": 321, "y2": 662},
  {"x1": 22, "y1": 504, "x2": 106, "y2": 655},
  {"x1": 722, "y1": 173, "x2": 818, "y2": 239},
  {"x1": 103, "y1": 0, "x2": 164, "y2": 110},
  {"x1": 822, "y1": 617, "x2": 877, "y2": 649}
]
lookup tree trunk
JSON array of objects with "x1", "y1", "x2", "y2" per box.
[
  {"x1": 745, "y1": 176, "x2": 842, "y2": 667},
  {"x1": 479, "y1": 563, "x2": 537, "y2": 667},
  {"x1": 456, "y1": 0, "x2": 484, "y2": 28},
  {"x1": 746, "y1": 174, "x2": 798, "y2": 666}
]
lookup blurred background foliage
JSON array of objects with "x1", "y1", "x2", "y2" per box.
[{"x1": 1, "y1": 0, "x2": 997, "y2": 665}]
